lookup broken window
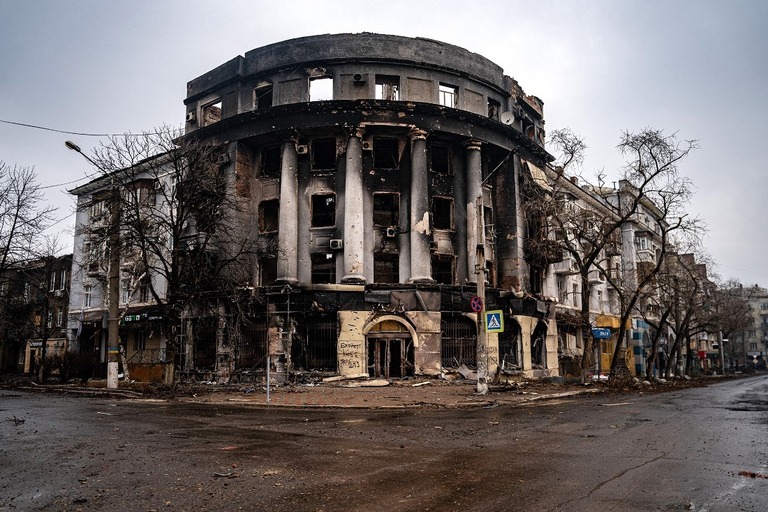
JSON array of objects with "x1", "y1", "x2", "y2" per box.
[
  {"x1": 373, "y1": 138, "x2": 400, "y2": 169},
  {"x1": 202, "y1": 100, "x2": 222, "y2": 126},
  {"x1": 373, "y1": 192, "x2": 399, "y2": 227},
  {"x1": 375, "y1": 75, "x2": 400, "y2": 100},
  {"x1": 432, "y1": 197, "x2": 453, "y2": 230},
  {"x1": 258, "y1": 199, "x2": 279, "y2": 233},
  {"x1": 431, "y1": 255, "x2": 454, "y2": 285},
  {"x1": 311, "y1": 194, "x2": 336, "y2": 228},
  {"x1": 430, "y1": 145, "x2": 452, "y2": 175},
  {"x1": 253, "y1": 83, "x2": 273, "y2": 110},
  {"x1": 438, "y1": 83, "x2": 458, "y2": 108},
  {"x1": 441, "y1": 314, "x2": 476, "y2": 367},
  {"x1": 312, "y1": 138, "x2": 337, "y2": 170},
  {"x1": 261, "y1": 145, "x2": 281, "y2": 178},
  {"x1": 309, "y1": 76, "x2": 333, "y2": 101},
  {"x1": 260, "y1": 257, "x2": 277, "y2": 286},
  {"x1": 484, "y1": 205, "x2": 494, "y2": 242},
  {"x1": 487, "y1": 98, "x2": 500, "y2": 120},
  {"x1": 311, "y1": 253, "x2": 335, "y2": 284},
  {"x1": 293, "y1": 315, "x2": 338, "y2": 371},
  {"x1": 374, "y1": 253, "x2": 399, "y2": 284},
  {"x1": 498, "y1": 322, "x2": 520, "y2": 368}
]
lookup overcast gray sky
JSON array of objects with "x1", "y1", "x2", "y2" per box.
[{"x1": 1, "y1": 0, "x2": 766, "y2": 285}]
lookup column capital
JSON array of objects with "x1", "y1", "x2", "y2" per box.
[
  {"x1": 464, "y1": 139, "x2": 483, "y2": 151},
  {"x1": 408, "y1": 128, "x2": 428, "y2": 141},
  {"x1": 351, "y1": 125, "x2": 366, "y2": 140}
]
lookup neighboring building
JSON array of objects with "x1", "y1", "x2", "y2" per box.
[
  {"x1": 728, "y1": 285, "x2": 768, "y2": 370},
  {"x1": 0, "y1": 255, "x2": 72, "y2": 374},
  {"x1": 69, "y1": 33, "x2": 563, "y2": 382}
]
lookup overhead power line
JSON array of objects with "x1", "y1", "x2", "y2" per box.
[{"x1": 0, "y1": 118, "x2": 111, "y2": 137}]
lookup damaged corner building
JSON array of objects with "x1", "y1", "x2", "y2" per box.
[{"x1": 68, "y1": 33, "x2": 562, "y2": 383}]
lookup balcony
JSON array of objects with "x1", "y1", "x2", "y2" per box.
[
  {"x1": 525, "y1": 239, "x2": 564, "y2": 266},
  {"x1": 552, "y1": 254, "x2": 576, "y2": 275}
]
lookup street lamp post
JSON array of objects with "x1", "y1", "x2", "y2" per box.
[{"x1": 66, "y1": 141, "x2": 120, "y2": 389}]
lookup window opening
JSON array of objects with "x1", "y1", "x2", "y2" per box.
[
  {"x1": 531, "y1": 322, "x2": 547, "y2": 367},
  {"x1": 431, "y1": 255, "x2": 454, "y2": 285},
  {"x1": 498, "y1": 321, "x2": 521, "y2": 369},
  {"x1": 236, "y1": 317, "x2": 268, "y2": 370},
  {"x1": 312, "y1": 138, "x2": 337, "y2": 170},
  {"x1": 373, "y1": 138, "x2": 400, "y2": 169},
  {"x1": 134, "y1": 331, "x2": 146, "y2": 352},
  {"x1": 430, "y1": 145, "x2": 452, "y2": 175},
  {"x1": 311, "y1": 194, "x2": 336, "y2": 228},
  {"x1": 309, "y1": 76, "x2": 333, "y2": 101},
  {"x1": 375, "y1": 75, "x2": 400, "y2": 100},
  {"x1": 261, "y1": 145, "x2": 281, "y2": 178},
  {"x1": 373, "y1": 193, "x2": 399, "y2": 227},
  {"x1": 258, "y1": 199, "x2": 279, "y2": 233},
  {"x1": 260, "y1": 257, "x2": 277, "y2": 286},
  {"x1": 487, "y1": 98, "x2": 500, "y2": 120},
  {"x1": 438, "y1": 83, "x2": 458, "y2": 108},
  {"x1": 253, "y1": 83, "x2": 273, "y2": 110},
  {"x1": 432, "y1": 197, "x2": 453, "y2": 230},
  {"x1": 311, "y1": 253, "x2": 336, "y2": 284},
  {"x1": 441, "y1": 314, "x2": 476, "y2": 367},
  {"x1": 202, "y1": 100, "x2": 222, "y2": 126},
  {"x1": 84, "y1": 285, "x2": 92, "y2": 308},
  {"x1": 374, "y1": 253, "x2": 399, "y2": 284},
  {"x1": 292, "y1": 315, "x2": 338, "y2": 371}
]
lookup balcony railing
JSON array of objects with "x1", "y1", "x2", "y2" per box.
[{"x1": 127, "y1": 348, "x2": 166, "y2": 364}]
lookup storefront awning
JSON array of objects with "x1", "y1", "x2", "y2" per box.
[
  {"x1": 594, "y1": 315, "x2": 630, "y2": 329},
  {"x1": 522, "y1": 160, "x2": 552, "y2": 192}
]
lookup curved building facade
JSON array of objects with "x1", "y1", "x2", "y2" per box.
[{"x1": 182, "y1": 33, "x2": 558, "y2": 380}]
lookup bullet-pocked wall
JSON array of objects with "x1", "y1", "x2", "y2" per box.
[{"x1": 181, "y1": 33, "x2": 557, "y2": 381}]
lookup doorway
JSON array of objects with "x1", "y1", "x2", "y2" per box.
[{"x1": 366, "y1": 319, "x2": 414, "y2": 378}]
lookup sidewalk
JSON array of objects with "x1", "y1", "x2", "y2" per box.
[{"x1": 179, "y1": 378, "x2": 601, "y2": 409}]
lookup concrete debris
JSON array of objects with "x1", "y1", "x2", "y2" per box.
[
  {"x1": 456, "y1": 364, "x2": 477, "y2": 381},
  {"x1": 344, "y1": 379, "x2": 390, "y2": 388},
  {"x1": 322, "y1": 373, "x2": 368, "y2": 383},
  {"x1": 411, "y1": 381, "x2": 431, "y2": 387}
]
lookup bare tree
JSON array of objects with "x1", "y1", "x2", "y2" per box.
[
  {"x1": 639, "y1": 250, "x2": 713, "y2": 379},
  {"x1": 524, "y1": 128, "x2": 698, "y2": 380},
  {"x1": 0, "y1": 162, "x2": 56, "y2": 370},
  {"x1": 605, "y1": 130, "x2": 701, "y2": 376},
  {"x1": 76, "y1": 126, "x2": 256, "y2": 383}
]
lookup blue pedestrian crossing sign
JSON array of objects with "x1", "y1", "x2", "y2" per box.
[{"x1": 485, "y1": 310, "x2": 504, "y2": 333}]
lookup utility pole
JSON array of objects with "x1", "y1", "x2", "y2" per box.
[
  {"x1": 105, "y1": 187, "x2": 121, "y2": 389},
  {"x1": 475, "y1": 197, "x2": 488, "y2": 395},
  {"x1": 66, "y1": 141, "x2": 120, "y2": 389}
]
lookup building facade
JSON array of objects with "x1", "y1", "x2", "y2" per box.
[{"x1": 0, "y1": 254, "x2": 72, "y2": 374}]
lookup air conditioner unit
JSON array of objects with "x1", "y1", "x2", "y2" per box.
[
  {"x1": 329, "y1": 239, "x2": 343, "y2": 250},
  {"x1": 353, "y1": 73, "x2": 366, "y2": 84},
  {"x1": 186, "y1": 111, "x2": 197, "y2": 123},
  {"x1": 217, "y1": 153, "x2": 230, "y2": 165},
  {"x1": 296, "y1": 145, "x2": 308, "y2": 155},
  {"x1": 362, "y1": 138, "x2": 374, "y2": 151},
  {"x1": 385, "y1": 227, "x2": 398, "y2": 238}
]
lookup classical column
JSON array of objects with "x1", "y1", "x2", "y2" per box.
[
  {"x1": 342, "y1": 128, "x2": 366, "y2": 284},
  {"x1": 409, "y1": 128, "x2": 433, "y2": 283},
  {"x1": 276, "y1": 139, "x2": 299, "y2": 284},
  {"x1": 465, "y1": 141, "x2": 483, "y2": 283}
]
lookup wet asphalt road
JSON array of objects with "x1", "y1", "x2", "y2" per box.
[{"x1": 1, "y1": 376, "x2": 767, "y2": 512}]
